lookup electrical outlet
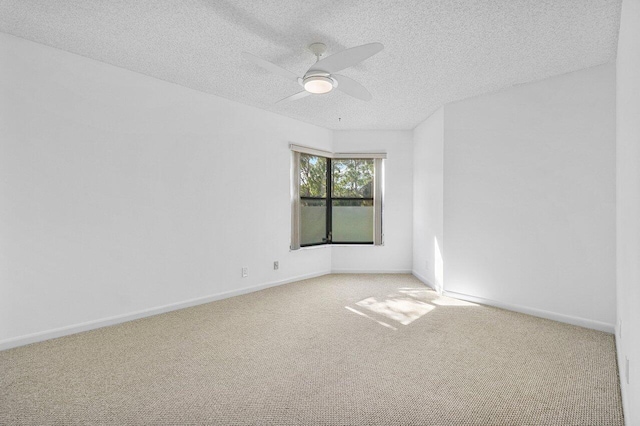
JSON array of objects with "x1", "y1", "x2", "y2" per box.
[
  {"x1": 241, "y1": 267, "x2": 248, "y2": 278},
  {"x1": 274, "y1": 261, "x2": 279, "y2": 270},
  {"x1": 425, "y1": 260, "x2": 430, "y2": 270},
  {"x1": 626, "y1": 357, "x2": 630, "y2": 384}
]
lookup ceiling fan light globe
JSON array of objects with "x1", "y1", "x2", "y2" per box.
[{"x1": 303, "y1": 76, "x2": 333, "y2": 94}]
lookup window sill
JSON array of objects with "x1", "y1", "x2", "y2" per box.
[
  {"x1": 331, "y1": 244, "x2": 382, "y2": 247},
  {"x1": 292, "y1": 243, "x2": 383, "y2": 252},
  {"x1": 291, "y1": 244, "x2": 330, "y2": 251}
]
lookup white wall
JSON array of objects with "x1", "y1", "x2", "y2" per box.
[
  {"x1": 0, "y1": 33, "x2": 333, "y2": 349},
  {"x1": 616, "y1": 0, "x2": 640, "y2": 421},
  {"x1": 443, "y1": 63, "x2": 617, "y2": 332},
  {"x1": 0, "y1": 28, "x2": 622, "y2": 364},
  {"x1": 412, "y1": 108, "x2": 444, "y2": 291},
  {"x1": 331, "y1": 131, "x2": 413, "y2": 273}
]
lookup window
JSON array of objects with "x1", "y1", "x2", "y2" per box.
[{"x1": 291, "y1": 145, "x2": 385, "y2": 249}]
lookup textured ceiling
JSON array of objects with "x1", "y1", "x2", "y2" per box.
[{"x1": 0, "y1": 0, "x2": 621, "y2": 129}]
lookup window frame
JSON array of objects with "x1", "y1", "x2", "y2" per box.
[
  {"x1": 300, "y1": 153, "x2": 375, "y2": 248},
  {"x1": 290, "y1": 144, "x2": 386, "y2": 251}
]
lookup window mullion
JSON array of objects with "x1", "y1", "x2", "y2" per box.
[{"x1": 326, "y1": 158, "x2": 332, "y2": 243}]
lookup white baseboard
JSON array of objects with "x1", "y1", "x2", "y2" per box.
[
  {"x1": 615, "y1": 332, "x2": 630, "y2": 423},
  {"x1": 0, "y1": 270, "x2": 331, "y2": 352},
  {"x1": 3, "y1": 271, "x2": 614, "y2": 352},
  {"x1": 442, "y1": 289, "x2": 615, "y2": 333},
  {"x1": 331, "y1": 269, "x2": 412, "y2": 274},
  {"x1": 411, "y1": 270, "x2": 438, "y2": 292}
]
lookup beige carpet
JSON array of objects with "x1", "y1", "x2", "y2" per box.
[{"x1": 0, "y1": 274, "x2": 624, "y2": 425}]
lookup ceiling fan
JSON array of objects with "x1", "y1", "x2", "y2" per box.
[{"x1": 242, "y1": 42, "x2": 384, "y2": 103}]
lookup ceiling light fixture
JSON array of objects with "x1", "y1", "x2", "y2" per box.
[
  {"x1": 303, "y1": 76, "x2": 334, "y2": 94},
  {"x1": 243, "y1": 41, "x2": 383, "y2": 102}
]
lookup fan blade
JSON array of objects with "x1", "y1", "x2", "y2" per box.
[
  {"x1": 276, "y1": 91, "x2": 311, "y2": 103},
  {"x1": 242, "y1": 52, "x2": 299, "y2": 81},
  {"x1": 333, "y1": 75, "x2": 372, "y2": 101},
  {"x1": 307, "y1": 42, "x2": 383, "y2": 74}
]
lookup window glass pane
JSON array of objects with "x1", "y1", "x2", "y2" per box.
[
  {"x1": 332, "y1": 200, "x2": 373, "y2": 243},
  {"x1": 300, "y1": 154, "x2": 327, "y2": 198},
  {"x1": 301, "y1": 199, "x2": 326, "y2": 245},
  {"x1": 332, "y1": 159, "x2": 374, "y2": 198}
]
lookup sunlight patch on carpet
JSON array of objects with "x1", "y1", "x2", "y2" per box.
[
  {"x1": 344, "y1": 306, "x2": 398, "y2": 330},
  {"x1": 355, "y1": 295, "x2": 435, "y2": 325}
]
